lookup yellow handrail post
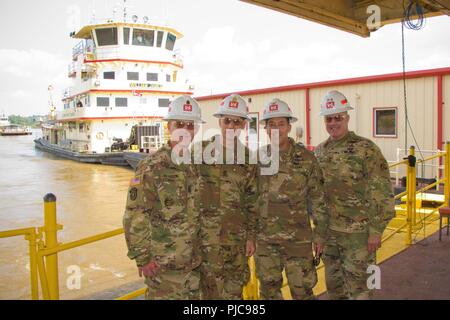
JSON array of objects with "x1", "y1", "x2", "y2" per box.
[
  {"x1": 405, "y1": 146, "x2": 416, "y2": 245},
  {"x1": 43, "y1": 193, "x2": 60, "y2": 300},
  {"x1": 444, "y1": 142, "x2": 449, "y2": 202},
  {"x1": 26, "y1": 230, "x2": 39, "y2": 300}
]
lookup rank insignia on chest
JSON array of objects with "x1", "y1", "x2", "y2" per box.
[{"x1": 293, "y1": 154, "x2": 302, "y2": 165}]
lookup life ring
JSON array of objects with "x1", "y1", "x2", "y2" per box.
[{"x1": 96, "y1": 132, "x2": 104, "y2": 140}]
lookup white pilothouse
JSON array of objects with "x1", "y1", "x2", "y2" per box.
[{"x1": 36, "y1": 3, "x2": 193, "y2": 164}]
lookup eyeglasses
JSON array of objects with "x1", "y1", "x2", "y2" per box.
[
  {"x1": 175, "y1": 121, "x2": 195, "y2": 129},
  {"x1": 324, "y1": 115, "x2": 347, "y2": 123},
  {"x1": 222, "y1": 117, "x2": 245, "y2": 126}
]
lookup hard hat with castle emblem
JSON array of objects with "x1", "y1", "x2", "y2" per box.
[
  {"x1": 320, "y1": 90, "x2": 354, "y2": 116},
  {"x1": 163, "y1": 95, "x2": 205, "y2": 123},
  {"x1": 260, "y1": 98, "x2": 298, "y2": 124},
  {"x1": 213, "y1": 94, "x2": 252, "y2": 121}
]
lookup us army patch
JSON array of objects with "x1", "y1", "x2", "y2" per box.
[{"x1": 129, "y1": 187, "x2": 138, "y2": 201}]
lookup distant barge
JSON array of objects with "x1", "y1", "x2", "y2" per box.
[{"x1": 34, "y1": 137, "x2": 128, "y2": 166}]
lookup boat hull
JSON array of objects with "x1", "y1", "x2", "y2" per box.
[
  {"x1": 34, "y1": 138, "x2": 129, "y2": 166},
  {"x1": 123, "y1": 151, "x2": 153, "y2": 169},
  {"x1": 1, "y1": 132, "x2": 32, "y2": 136}
]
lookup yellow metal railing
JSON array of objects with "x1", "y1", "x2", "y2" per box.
[{"x1": 1, "y1": 142, "x2": 449, "y2": 300}]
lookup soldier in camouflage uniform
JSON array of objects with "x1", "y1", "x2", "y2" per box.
[
  {"x1": 194, "y1": 94, "x2": 259, "y2": 300},
  {"x1": 123, "y1": 95, "x2": 205, "y2": 300},
  {"x1": 255, "y1": 98, "x2": 329, "y2": 300},
  {"x1": 314, "y1": 90, "x2": 395, "y2": 300}
]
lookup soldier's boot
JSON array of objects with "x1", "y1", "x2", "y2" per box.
[{"x1": 285, "y1": 257, "x2": 317, "y2": 300}]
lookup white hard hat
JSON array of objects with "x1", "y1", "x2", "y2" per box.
[
  {"x1": 163, "y1": 95, "x2": 206, "y2": 123},
  {"x1": 260, "y1": 98, "x2": 298, "y2": 124},
  {"x1": 213, "y1": 94, "x2": 252, "y2": 121},
  {"x1": 320, "y1": 90, "x2": 354, "y2": 116}
]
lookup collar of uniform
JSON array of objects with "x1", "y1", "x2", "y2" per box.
[{"x1": 325, "y1": 131, "x2": 355, "y2": 148}]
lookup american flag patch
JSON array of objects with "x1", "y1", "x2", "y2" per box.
[{"x1": 130, "y1": 177, "x2": 140, "y2": 186}]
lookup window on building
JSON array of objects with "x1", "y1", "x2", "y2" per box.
[
  {"x1": 84, "y1": 96, "x2": 90, "y2": 107},
  {"x1": 97, "y1": 97, "x2": 110, "y2": 107},
  {"x1": 165, "y1": 33, "x2": 176, "y2": 50},
  {"x1": 132, "y1": 29, "x2": 154, "y2": 47},
  {"x1": 124, "y1": 27, "x2": 130, "y2": 45},
  {"x1": 95, "y1": 28, "x2": 118, "y2": 46},
  {"x1": 115, "y1": 97, "x2": 128, "y2": 107},
  {"x1": 103, "y1": 72, "x2": 115, "y2": 80},
  {"x1": 374, "y1": 108, "x2": 397, "y2": 137},
  {"x1": 79, "y1": 123, "x2": 85, "y2": 132},
  {"x1": 127, "y1": 72, "x2": 139, "y2": 81},
  {"x1": 158, "y1": 98, "x2": 170, "y2": 108},
  {"x1": 147, "y1": 73, "x2": 158, "y2": 81},
  {"x1": 156, "y1": 31, "x2": 164, "y2": 47},
  {"x1": 166, "y1": 74, "x2": 171, "y2": 82}
]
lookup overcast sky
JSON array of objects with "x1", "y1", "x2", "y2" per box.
[{"x1": 0, "y1": 0, "x2": 449, "y2": 116}]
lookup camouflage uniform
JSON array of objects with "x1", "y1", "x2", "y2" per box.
[
  {"x1": 314, "y1": 131, "x2": 395, "y2": 300},
  {"x1": 194, "y1": 136, "x2": 259, "y2": 300},
  {"x1": 256, "y1": 138, "x2": 329, "y2": 300},
  {"x1": 123, "y1": 144, "x2": 201, "y2": 300}
]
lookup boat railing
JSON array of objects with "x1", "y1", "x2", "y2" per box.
[{"x1": 1, "y1": 142, "x2": 449, "y2": 300}]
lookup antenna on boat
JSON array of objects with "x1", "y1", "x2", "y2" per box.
[
  {"x1": 123, "y1": 0, "x2": 127, "y2": 22},
  {"x1": 90, "y1": 0, "x2": 96, "y2": 24},
  {"x1": 48, "y1": 85, "x2": 56, "y2": 120}
]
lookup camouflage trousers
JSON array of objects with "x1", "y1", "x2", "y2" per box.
[
  {"x1": 255, "y1": 242, "x2": 317, "y2": 300},
  {"x1": 200, "y1": 245, "x2": 250, "y2": 300},
  {"x1": 144, "y1": 267, "x2": 201, "y2": 300},
  {"x1": 323, "y1": 230, "x2": 376, "y2": 300}
]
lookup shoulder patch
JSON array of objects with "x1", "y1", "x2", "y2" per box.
[{"x1": 130, "y1": 177, "x2": 141, "y2": 186}]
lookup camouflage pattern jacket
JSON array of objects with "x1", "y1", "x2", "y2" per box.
[
  {"x1": 258, "y1": 138, "x2": 329, "y2": 248},
  {"x1": 314, "y1": 131, "x2": 395, "y2": 235},
  {"x1": 194, "y1": 136, "x2": 259, "y2": 246},
  {"x1": 123, "y1": 144, "x2": 200, "y2": 270}
]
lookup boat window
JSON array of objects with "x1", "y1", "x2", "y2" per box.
[
  {"x1": 147, "y1": 73, "x2": 158, "y2": 81},
  {"x1": 97, "y1": 97, "x2": 110, "y2": 107},
  {"x1": 124, "y1": 28, "x2": 130, "y2": 45},
  {"x1": 104, "y1": 72, "x2": 115, "y2": 80},
  {"x1": 84, "y1": 96, "x2": 90, "y2": 107},
  {"x1": 166, "y1": 74, "x2": 171, "y2": 82},
  {"x1": 95, "y1": 28, "x2": 118, "y2": 46},
  {"x1": 79, "y1": 123, "x2": 85, "y2": 132},
  {"x1": 127, "y1": 72, "x2": 139, "y2": 81},
  {"x1": 374, "y1": 108, "x2": 397, "y2": 137},
  {"x1": 115, "y1": 97, "x2": 128, "y2": 107},
  {"x1": 156, "y1": 31, "x2": 164, "y2": 47},
  {"x1": 132, "y1": 29, "x2": 154, "y2": 47},
  {"x1": 165, "y1": 33, "x2": 176, "y2": 50},
  {"x1": 158, "y1": 98, "x2": 170, "y2": 108}
]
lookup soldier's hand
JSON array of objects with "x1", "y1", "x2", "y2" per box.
[
  {"x1": 246, "y1": 240, "x2": 256, "y2": 257},
  {"x1": 138, "y1": 261, "x2": 160, "y2": 278},
  {"x1": 368, "y1": 235, "x2": 382, "y2": 253},
  {"x1": 313, "y1": 242, "x2": 324, "y2": 256}
]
